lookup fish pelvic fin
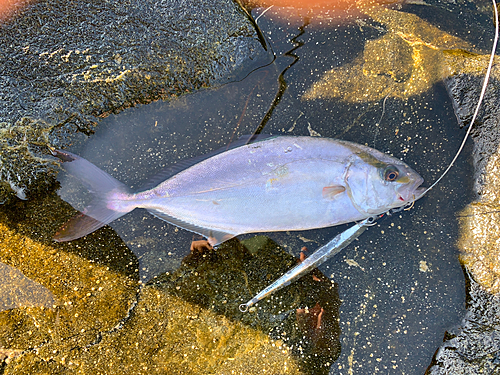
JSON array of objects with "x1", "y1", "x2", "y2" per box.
[{"x1": 53, "y1": 149, "x2": 134, "y2": 242}]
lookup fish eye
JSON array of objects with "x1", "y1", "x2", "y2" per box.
[{"x1": 383, "y1": 166, "x2": 399, "y2": 182}]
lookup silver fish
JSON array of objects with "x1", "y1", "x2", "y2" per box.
[{"x1": 53, "y1": 136, "x2": 424, "y2": 244}]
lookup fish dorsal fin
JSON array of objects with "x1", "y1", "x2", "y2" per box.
[
  {"x1": 322, "y1": 185, "x2": 346, "y2": 200},
  {"x1": 146, "y1": 209, "x2": 236, "y2": 247},
  {"x1": 138, "y1": 134, "x2": 276, "y2": 191}
]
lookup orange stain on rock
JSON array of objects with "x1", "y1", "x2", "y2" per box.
[{"x1": 0, "y1": 0, "x2": 31, "y2": 21}]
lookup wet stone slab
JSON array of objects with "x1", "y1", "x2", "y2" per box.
[{"x1": 0, "y1": 0, "x2": 268, "y2": 203}]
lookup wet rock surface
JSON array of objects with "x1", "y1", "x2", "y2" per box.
[
  {"x1": 0, "y1": 192, "x2": 140, "y2": 373},
  {"x1": 0, "y1": 0, "x2": 267, "y2": 203},
  {"x1": 0, "y1": 194, "x2": 339, "y2": 374},
  {"x1": 446, "y1": 70, "x2": 500, "y2": 295},
  {"x1": 427, "y1": 276, "x2": 500, "y2": 374},
  {"x1": 427, "y1": 51, "x2": 500, "y2": 373}
]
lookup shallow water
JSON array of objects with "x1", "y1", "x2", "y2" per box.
[{"x1": 2, "y1": 1, "x2": 496, "y2": 374}]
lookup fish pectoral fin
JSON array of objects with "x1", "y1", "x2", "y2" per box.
[
  {"x1": 322, "y1": 185, "x2": 346, "y2": 200},
  {"x1": 147, "y1": 209, "x2": 236, "y2": 246}
]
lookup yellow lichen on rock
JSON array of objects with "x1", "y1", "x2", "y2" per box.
[
  {"x1": 0, "y1": 262, "x2": 55, "y2": 312},
  {"x1": 458, "y1": 148, "x2": 500, "y2": 295},
  {"x1": 0, "y1": 195, "x2": 305, "y2": 374},
  {"x1": 0, "y1": 210, "x2": 139, "y2": 356},
  {"x1": 361, "y1": 5, "x2": 470, "y2": 50},
  {"x1": 302, "y1": 6, "x2": 497, "y2": 103},
  {"x1": 72, "y1": 285, "x2": 304, "y2": 375}
]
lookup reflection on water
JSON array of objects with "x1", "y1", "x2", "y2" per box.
[
  {"x1": 1, "y1": 1, "x2": 493, "y2": 374},
  {"x1": 0, "y1": 262, "x2": 55, "y2": 312},
  {"x1": 302, "y1": 6, "x2": 497, "y2": 103}
]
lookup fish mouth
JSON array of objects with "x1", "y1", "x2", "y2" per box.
[
  {"x1": 413, "y1": 186, "x2": 427, "y2": 200},
  {"x1": 397, "y1": 177, "x2": 425, "y2": 204}
]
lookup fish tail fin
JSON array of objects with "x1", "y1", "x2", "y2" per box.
[{"x1": 52, "y1": 149, "x2": 134, "y2": 242}]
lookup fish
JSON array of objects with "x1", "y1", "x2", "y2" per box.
[{"x1": 52, "y1": 136, "x2": 424, "y2": 245}]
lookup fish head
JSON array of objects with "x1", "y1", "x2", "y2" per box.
[{"x1": 344, "y1": 148, "x2": 424, "y2": 215}]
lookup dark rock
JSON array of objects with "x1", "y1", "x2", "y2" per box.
[
  {"x1": 427, "y1": 57, "x2": 500, "y2": 374},
  {"x1": 0, "y1": 0, "x2": 268, "y2": 202},
  {"x1": 426, "y1": 275, "x2": 500, "y2": 374}
]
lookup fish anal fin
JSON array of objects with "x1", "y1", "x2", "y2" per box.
[
  {"x1": 147, "y1": 209, "x2": 236, "y2": 246},
  {"x1": 322, "y1": 185, "x2": 346, "y2": 200},
  {"x1": 208, "y1": 233, "x2": 235, "y2": 247}
]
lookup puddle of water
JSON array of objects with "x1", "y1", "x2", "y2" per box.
[
  {"x1": 58, "y1": 63, "x2": 281, "y2": 280},
  {"x1": 26, "y1": 1, "x2": 493, "y2": 374}
]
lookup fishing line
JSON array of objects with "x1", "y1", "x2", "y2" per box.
[
  {"x1": 373, "y1": 93, "x2": 390, "y2": 148},
  {"x1": 255, "y1": 5, "x2": 274, "y2": 23},
  {"x1": 376, "y1": 94, "x2": 390, "y2": 127},
  {"x1": 418, "y1": 0, "x2": 499, "y2": 199}
]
